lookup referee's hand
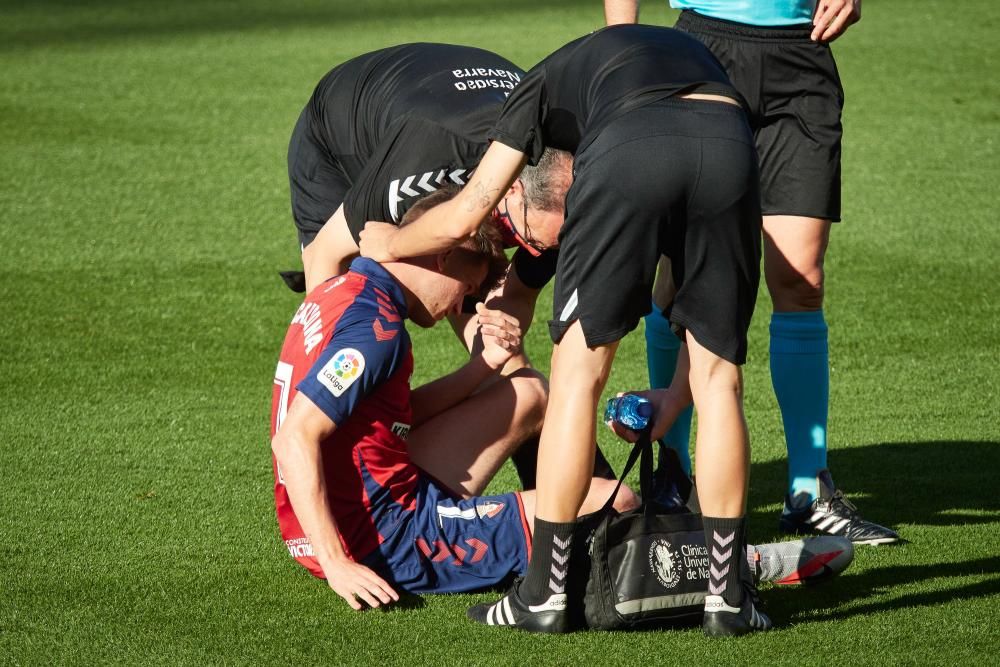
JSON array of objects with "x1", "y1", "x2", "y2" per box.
[{"x1": 811, "y1": 0, "x2": 861, "y2": 42}]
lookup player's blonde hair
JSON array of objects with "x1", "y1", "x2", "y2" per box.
[{"x1": 400, "y1": 185, "x2": 509, "y2": 295}]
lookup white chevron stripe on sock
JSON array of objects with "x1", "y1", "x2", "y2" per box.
[
  {"x1": 712, "y1": 546, "x2": 733, "y2": 562},
  {"x1": 553, "y1": 535, "x2": 571, "y2": 550},
  {"x1": 714, "y1": 531, "x2": 735, "y2": 547},
  {"x1": 550, "y1": 564, "x2": 567, "y2": 581},
  {"x1": 709, "y1": 564, "x2": 729, "y2": 580},
  {"x1": 708, "y1": 581, "x2": 724, "y2": 595},
  {"x1": 549, "y1": 579, "x2": 565, "y2": 594},
  {"x1": 552, "y1": 550, "x2": 569, "y2": 565}
]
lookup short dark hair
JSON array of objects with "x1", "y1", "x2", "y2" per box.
[
  {"x1": 520, "y1": 148, "x2": 572, "y2": 212},
  {"x1": 400, "y1": 185, "x2": 509, "y2": 296}
]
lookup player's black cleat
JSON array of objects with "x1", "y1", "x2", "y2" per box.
[
  {"x1": 779, "y1": 470, "x2": 903, "y2": 545},
  {"x1": 467, "y1": 579, "x2": 571, "y2": 633}
]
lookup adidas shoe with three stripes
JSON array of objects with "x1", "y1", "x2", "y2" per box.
[
  {"x1": 779, "y1": 470, "x2": 903, "y2": 545},
  {"x1": 466, "y1": 579, "x2": 571, "y2": 633},
  {"x1": 703, "y1": 588, "x2": 773, "y2": 637}
]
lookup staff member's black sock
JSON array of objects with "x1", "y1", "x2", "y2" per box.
[
  {"x1": 703, "y1": 516, "x2": 747, "y2": 606},
  {"x1": 519, "y1": 518, "x2": 575, "y2": 604}
]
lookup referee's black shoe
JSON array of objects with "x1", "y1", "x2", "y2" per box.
[
  {"x1": 467, "y1": 579, "x2": 571, "y2": 633},
  {"x1": 779, "y1": 470, "x2": 903, "y2": 545}
]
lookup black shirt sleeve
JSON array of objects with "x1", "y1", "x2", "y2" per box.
[{"x1": 487, "y1": 67, "x2": 548, "y2": 165}]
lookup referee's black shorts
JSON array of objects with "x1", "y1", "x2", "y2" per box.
[
  {"x1": 548, "y1": 99, "x2": 761, "y2": 365},
  {"x1": 676, "y1": 9, "x2": 844, "y2": 222}
]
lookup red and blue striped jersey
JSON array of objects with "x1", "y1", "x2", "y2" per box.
[{"x1": 270, "y1": 258, "x2": 417, "y2": 572}]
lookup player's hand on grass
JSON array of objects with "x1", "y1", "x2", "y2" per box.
[
  {"x1": 475, "y1": 301, "x2": 522, "y2": 370},
  {"x1": 811, "y1": 0, "x2": 861, "y2": 42},
  {"x1": 358, "y1": 221, "x2": 399, "y2": 262},
  {"x1": 323, "y1": 556, "x2": 399, "y2": 611}
]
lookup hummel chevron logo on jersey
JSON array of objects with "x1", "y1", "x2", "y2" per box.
[
  {"x1": 388, "y1": 168, "x2": 469, "y2": 220},
  {"x1": 372, "y1": 318, "x2": 398, "y2": 342}
]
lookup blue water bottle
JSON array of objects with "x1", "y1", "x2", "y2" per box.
[{"x1": 604, "y1": 395, "x2": 653, "y2": 432}]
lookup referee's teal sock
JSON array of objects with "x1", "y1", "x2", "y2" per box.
[
  {"x1": 770, "y1": 310, "x2": 829, "y2": 503},
  {"x1": 645, "y1": 304, "x2": 693, "y2": 476}
]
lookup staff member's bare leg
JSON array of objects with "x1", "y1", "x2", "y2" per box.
[
  {"x1": 688, "y1": 331, "x2": 749, "y2": 519},
  {"x1": 534, "y1": 321, "x2": 617, "y2": 521},
  {"x1": 467, "y1": 321, "x2": 618, "y2": 633},
  {"x1": 686, "y1": 331, "x2": 771, "y2": 636}
]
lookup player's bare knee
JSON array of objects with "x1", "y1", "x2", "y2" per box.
[
  {"x1": 612, "y1": 483, "x2": 640, "y2": 513},
  {"x1": 588, "y1": 478, "x2": 639, "y2": 513},
  {"x1": 507, "y1": 367, "x2": 548, "y2": 432}
]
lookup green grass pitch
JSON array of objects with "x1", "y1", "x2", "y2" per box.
[{"x1": 1, "y1": 0, "x2": 998, "y2": 663}]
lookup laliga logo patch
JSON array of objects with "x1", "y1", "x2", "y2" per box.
[
  {"x1": 475, "y1": 501, "x2": 505, "y2": 519},
  {"x1": 648, "y1": 539, "x2": 682, "y2": 589},
  {"x1": 317, "y1": 348, "x2": 365, "y2": 397}
]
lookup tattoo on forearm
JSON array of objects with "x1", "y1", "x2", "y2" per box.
[{"x1": 466, "y1": 181, "x2": 499, "y2": 212}]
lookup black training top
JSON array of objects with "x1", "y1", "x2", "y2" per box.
[
  {"x1": 303, "y1": 43, "x2": 524, "y2": 227},
  {"x1": 488, "y1": 25, "x2": 742, "y2": 163}
]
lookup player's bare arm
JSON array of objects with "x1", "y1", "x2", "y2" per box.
[
  {"x1": 272, "y1": 393, "x2": 399, "y2": 610},
  {"x1": 358, "y1": 142, "x2": 527, "y2": 262},
  {"x1": 604, "y1": 0, "x2": 639, "y2": 25},
  {"x1": 811, "y1": 0, "x2": 861, "y2": 41},
  {"x1": 302, "y1": 204, "x2": 360, "y2": 293},
  {"x1": 409, "y1": 302, "x2": 523, "y2": 425}
]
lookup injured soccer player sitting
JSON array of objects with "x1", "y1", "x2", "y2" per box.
[{"x1": 269, "y1": 188, "x2": 853, "y2": 612}]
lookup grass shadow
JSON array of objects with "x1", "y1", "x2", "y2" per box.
[
  {"x1": 765, "y1": 556, "x2": 1000, "y2": 625},
  {"x1": 746, "y1": 440, "x2": 1000, "y2": 540}
]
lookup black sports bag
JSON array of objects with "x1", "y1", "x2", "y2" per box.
[{"x1": 581, "y1": 435, "x2": 711, "y2": 630}]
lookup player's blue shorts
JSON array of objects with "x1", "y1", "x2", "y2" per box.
[{"x1": 361, "y1": 475, "x2": 532, "y2": 594}]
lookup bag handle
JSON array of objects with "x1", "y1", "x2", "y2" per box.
[{"x1": 596, "y1": 428, "x2": 655, "y2": 517}]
